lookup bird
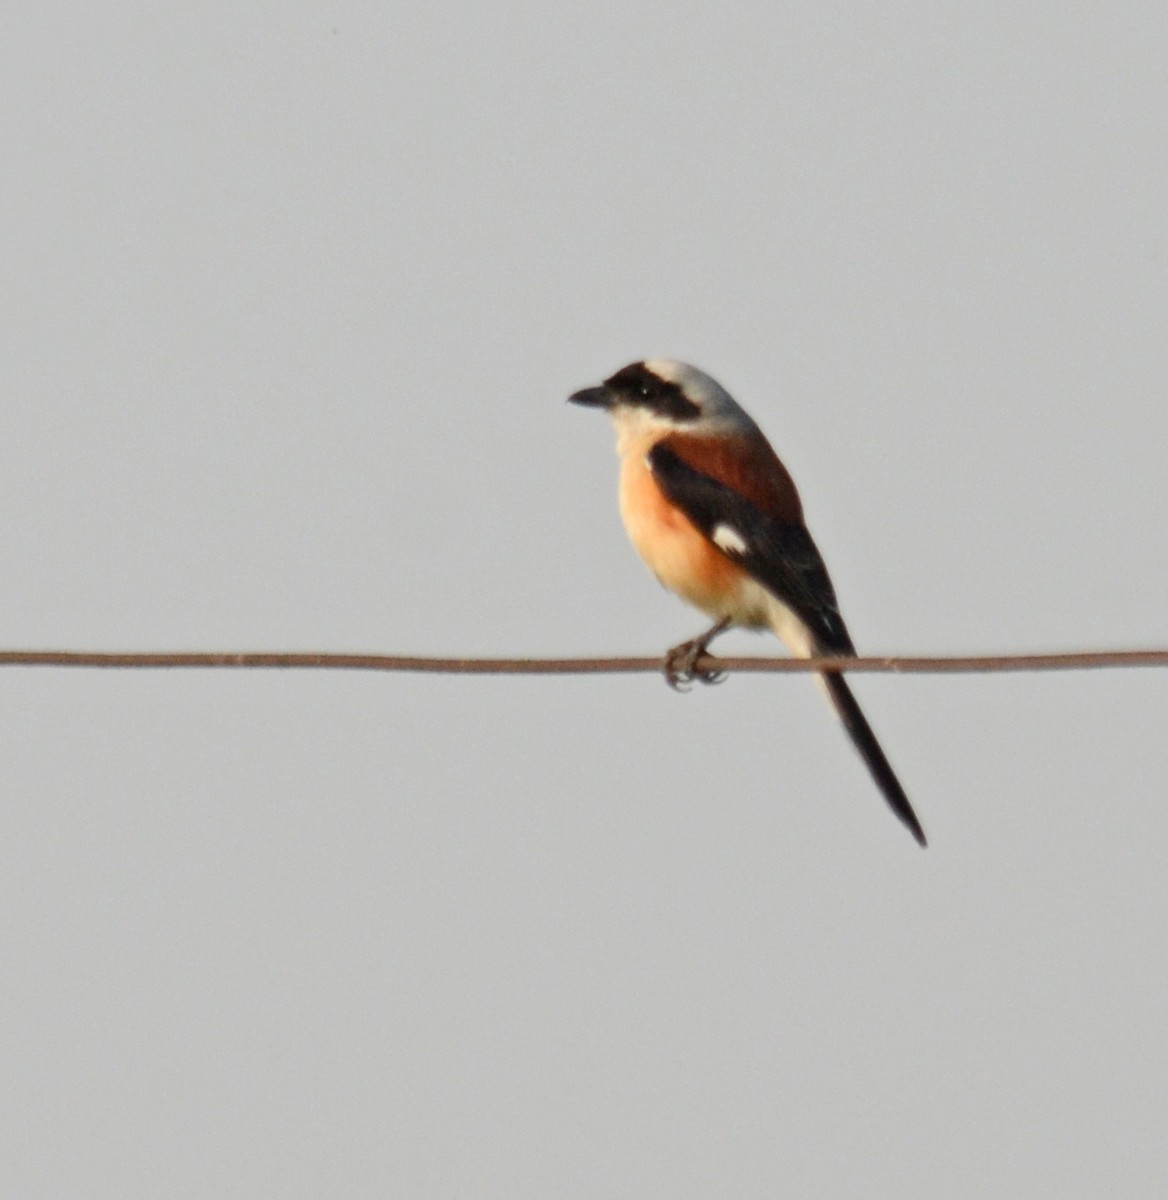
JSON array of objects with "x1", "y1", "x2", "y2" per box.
[{"x1": 568, "y1": 359, "x2": 926, "y2": 846}]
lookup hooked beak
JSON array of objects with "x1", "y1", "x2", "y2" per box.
[{"x1": 567, "y1": 384, "x2": 613, "y2": 409}]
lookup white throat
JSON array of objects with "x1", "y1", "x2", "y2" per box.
[{"x1": 611, "y1": 405, "x2": 689, "y2": 457}]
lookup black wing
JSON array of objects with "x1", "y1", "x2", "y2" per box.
[
  {"x1": 649, "y1": 443, "x2": 855, "y2": 655},
  {"x1": 650, "y1": 442, "x2": 927, "y2": 847}
]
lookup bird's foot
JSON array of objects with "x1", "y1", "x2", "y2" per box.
[{"x1": 663, "y1": 636, "x2": 726, "y2": 691}]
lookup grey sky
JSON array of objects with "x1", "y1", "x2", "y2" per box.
[{"x1": 4, "y1": 3, "x2": 1168, "y2": 1195}]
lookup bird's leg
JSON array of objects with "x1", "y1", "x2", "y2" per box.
[{"x1": 663, "y1": 617, "x2": 731, "y2": 691}]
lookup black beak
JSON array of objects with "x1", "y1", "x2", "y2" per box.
[{"x1": 567, "y1": 384, "x2": 613, "y2": 409}]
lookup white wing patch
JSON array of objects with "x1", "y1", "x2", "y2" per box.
[{"x1": 712, "y1": 522, "x2": 749, "y2": 555}]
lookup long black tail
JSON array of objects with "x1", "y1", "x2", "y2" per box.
[{"x1": 819, "y1": 670, "x2": 927, "y2": 847}]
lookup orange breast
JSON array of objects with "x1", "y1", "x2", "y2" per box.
[{"x1": 619, "y1": 447, "x2": 754, "y2": 621}]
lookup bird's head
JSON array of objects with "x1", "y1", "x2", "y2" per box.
[{"x1": 569, "y1": 360, "x2": 756, "y2": 446}]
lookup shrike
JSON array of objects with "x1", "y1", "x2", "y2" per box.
[{"x1": 569, "y1": 359, "x2": 926, "y2": 846}]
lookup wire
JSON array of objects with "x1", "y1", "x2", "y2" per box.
[{"x1": 0, "y1": 649, "x2": 1165, "y2": 673}]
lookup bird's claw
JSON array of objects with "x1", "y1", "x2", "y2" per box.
[{"x1": 663, "y1": 639, "x2": 726, "y2": 691}]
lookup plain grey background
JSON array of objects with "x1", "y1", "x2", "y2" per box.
[{"x1": 4, "y1": 3, "x2": 1168, "y2": 1196}]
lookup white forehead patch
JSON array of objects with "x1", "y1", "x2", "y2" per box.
[{"x1": 713, "y1": 523, "x2": 749, "y2": 555}]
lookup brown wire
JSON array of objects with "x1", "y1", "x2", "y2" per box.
[{"x1": 0, "y1": 649, "x2": 1165, "y2": 674}]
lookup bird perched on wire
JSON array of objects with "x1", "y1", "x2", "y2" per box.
[{"x1": 569, "y1": 359, "x2": 926, "y2": 846}]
